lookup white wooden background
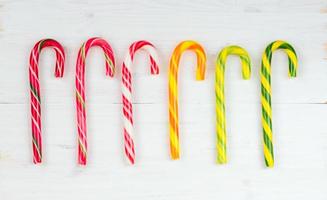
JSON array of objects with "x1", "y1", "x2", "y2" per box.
[{"x1": 0, "y1": 0, "x2": 327, "y2": 199}]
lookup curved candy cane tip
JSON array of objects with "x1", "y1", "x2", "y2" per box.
[
  {"x1": 31, "y1": 39, "x2": 66, "y2": 66},
  {"x1": 32, "y1": 38, "x2": 66, "y2": 78},
  {"x1": 220, "y1": 45, "x2": 252, "y2": 80},
  {"x1": 266, "y1": 40, "x2": 298, "y2": 78},
  {"x1": 128, "y1": 40, "x2": 160, "y2": 72},
  {"x1": 172, "y1": 40, "x2": 207, "y2": 81},
  {"x1": 171, "y1": 155, "x2": 180, "y2": 160},
  {"x1": 79, "y1": 37, "x2": 116, "y2": 76}
]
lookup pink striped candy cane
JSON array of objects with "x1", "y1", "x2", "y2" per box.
[
  {"x1": 29, "y1": 39, "x2": 65, "y2": 164},
  {"x1": 122, "y1": 40, "x2": 159, "y2": 164},
  {"x1": 76, "y1": 37, "x2": 116, "y2": 165}
]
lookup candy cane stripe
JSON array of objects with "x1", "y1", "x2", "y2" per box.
[
  {"x1": 260, "y1": 40, "x2": 298, "y2": 167},
  {"x1": 168, "y1": 41, "x2": 206, "y2": 160},
  {"x1": 28, "y1": 39, "x2": 65, "y2": 164},
  {"x1": 215, "y1": 45, "x2": 251, "y2": 164},
  {"x1": 75, "y1": 37, "x2": 116, "y2": 165},
  {"x1": 121, "y1": 40, "x2": 159, "y2": 164}
]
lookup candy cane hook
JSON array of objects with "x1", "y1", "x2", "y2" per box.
[
  {"x1": 75, "y1": 37, "x2": 116, "y2": 165},
  {"x1": 216, "y1": 46, "x2": 251, "y2": 164},
  {"x1": 122, "y1": 40, "x2": 159, "y2": 164},
  {"x1": 29, "y1": 39, "x2": 65, "y2": 164},
  {"x1": 168, "y1": 41, "x2": 207, "y2": 160},
  {"x1": 260, "y1": 40, "x2": 298, "y2": 167}
]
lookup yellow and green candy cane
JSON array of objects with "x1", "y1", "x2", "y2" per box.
[
  {"x1": 261, "y1": 40, "x2": 298, "y2": 167},
  {"x1": 216, "y1": 46, "x2": 251, "y2": 164}
]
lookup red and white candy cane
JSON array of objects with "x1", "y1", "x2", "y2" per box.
[
  {"x1": 122, "y1": 40, "x2": 159, "y2": 164},
  {"x1": 29, "y1": 39, "x2": 65, "y2": 164},
  {"x1": 75, "y1": 37, "x2": 115, "y2": 165}
]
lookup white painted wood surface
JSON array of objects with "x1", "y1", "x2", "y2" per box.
[{"x1": 0, "y1": 0, "x2": 327, "y2": 199}]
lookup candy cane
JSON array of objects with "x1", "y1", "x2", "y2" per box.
[
  {"x1": 122, "y1": 40, "x2": 159, "y2": 164},
  {"x1": 75, "y1": 37, "x2": 115, "y2": 165},
  {"x1": 29, "y1": 39, "x2": 65, "y2": 164},
  {"x1": 216, "y1": 46, "x2": 251, "y2": 164},
  {"x1": 261, "y1": 40, "x2": 298, "y2": 167},
  {"x1": 169, "y1": 41, "x2": 206, "y2": 159}
]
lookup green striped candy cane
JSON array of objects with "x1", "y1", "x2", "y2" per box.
[
  {"x1": 216, "y1": 46, "x2": 251, "y2": 164},
  {"x1": 261, "y1": 40, "x2": 298, "y2": 167}
]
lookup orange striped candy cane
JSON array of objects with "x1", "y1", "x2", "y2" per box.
[{"x1": 169, "y1": 41, "x2": 207, "y2": 159}]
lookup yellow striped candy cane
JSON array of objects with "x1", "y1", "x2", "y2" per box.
[
  {"x1": 169, "y1": 41, "x2": 207, "y2": 159},
  {"x1": 261, "y1": 40, "x2": 298, "y2": 167},
  {"x1": 216, "y1": 46, "x2": 251, "y2": 164}
]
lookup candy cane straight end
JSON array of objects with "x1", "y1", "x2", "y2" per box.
[
  {"x1": 78, "y1": 144, "x2": 87, "y2": 166},
  {"x1": 32, "y1": 141, "x2": 42, "y2": 164},
  {"x1": 216, "y1": 147, "x2": 226, "y2": 164},
  {"x1": 217, "y1": 160, "x2": 227, "y2": 165},
  {"x1": 266, "y1": 162, "x2": 274, "y2": 168},
  {"x1": 196, "y1": 74, "x2": 205, "y2": 81},
  {"x1": 125, "y1": 152, "x2": 135, "y2": 165},
  {"x1": 78, "y1": 160, "x2": 86, "y2": 166},
  {"x1": 263, "y1": 137, "x2": 275, "y2": 168},
  {"x1": 33, "y1": 157, "x2": 42, "y2": 164},
  {"x1": 264, "y1": 152, "x2": 274, "y2": 168},
  {"x1": 170, "y1": 149, "x2": 180, "y2": 160}
]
